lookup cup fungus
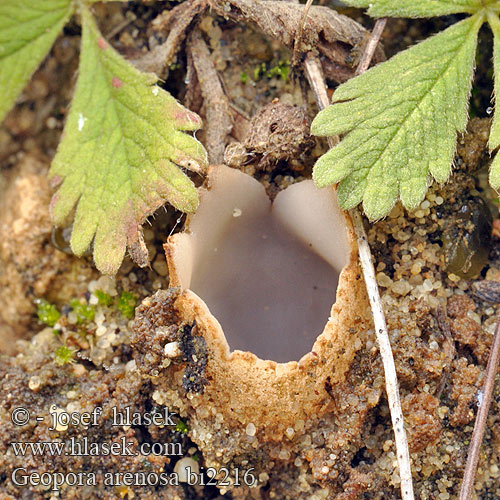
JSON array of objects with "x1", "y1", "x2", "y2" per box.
[
  {"x1": 168, "y1": 165, "x2": 349, "y2": 362},
  {"x1": 164, "y1": 165, "x2": 369, "y2": 437}
]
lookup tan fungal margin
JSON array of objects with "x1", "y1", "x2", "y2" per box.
[{"x1": 164, "y1": 165, "x2": 371, "y2": 439}]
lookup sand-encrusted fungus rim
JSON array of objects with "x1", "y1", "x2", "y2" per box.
[{"x1": 161, "y1": 164, "x2": 370, "y2": 437}]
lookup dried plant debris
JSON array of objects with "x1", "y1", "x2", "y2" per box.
[
  {"x1": 472, "y1": 279, "x2": 500, "y2": 303},
  {"x1": 224, "y1": 101, "x2": 314, "y2": 171},
  {"x1": 188, "y1": 29, "x2": 233, "y2": 163},
  {"x1": 208, "y1": 0, "x2": 384, "y2": 83},
  {"x1": 132, "y1": 0, "x2": 207, "y2": 74}
]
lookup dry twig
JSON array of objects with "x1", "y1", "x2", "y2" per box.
[
  {"x1": 188, "y1": 29, "x2": 233, "y2": 163},
  {"x1": 303, "y1": 19, "x2": 415, "y2": 500},
  {"x1": 355, "y1": 18, "x2": 387, "y2": 76},
  {"x1": 292, "y1": 0, "x2": 314, "y2": 66},
  {"x1": 350, "y1": 212, "x2": 416, "y2": 500},
  {"x1": 434, "y1": 307, "x2": 456, "y2": 399},
  {"x1": 459, "y1": 313, "x2": 500, "y2": 500},
  {"x1": 353, "y1": 20, "x2": 415, "y2": 500},
  {"x1": 133, "y1": 0, "x2": 207, "y2": 74}
]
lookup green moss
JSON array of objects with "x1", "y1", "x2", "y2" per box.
[
  {"x1": 54, "y1": 345, "x2": 76, "y2": 366},
  {"x1": 116, "y1": 291, "x2": 137, "y2": 319},
  {"x1": 69, "y1": 298, "x2": 95, "y2": 324},
  {"x1": 266, "y1": 60, "x2": 290, "y2": 80},
  {"x1": 36, "y1": 299, "x2": 60, "y2": 327},
  {"x1": 175, "y1": 418, "x2": 189, "y2": 434},
  {"x1": 252, "y1": 60, "x2": 290, "y2": 82},
  {"x1": 240, "y1": 71, "x2": 248, "y2": 84},
  {"x1": 253, "y1": 63, "x2": 264, "y2": 81},
  {"x1": 95, "y1": 289, "x2": 113, "y2": 307}
]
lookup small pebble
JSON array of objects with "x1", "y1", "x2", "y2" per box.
[
  {"x1": 174, "y1": 457, "x2": 199, "y2": 482},
  {"x1": 164, "y1": 342, "x2": 182, "y2": 358},
  {"x1": 259, "y1": 472, "x2": 269, "y2": 482},
  {"x1": 51, "y1": 406, "x2": 68, "y2": 432},
  {"x1": 28, "y1": 376, "x2": 41, "y2": 391},
  {"x1": 246, "y1": 422, "x2": 256, "y2": 436},
  {"x1": 377, "y1": 272, "x2": 393, "y2": 288},
  {"x1": 392, "y1": 280, "x2": 411, "y2": 296},
  {"x1": 95, "y1": 325, "x2": 107, "y2": 337}
]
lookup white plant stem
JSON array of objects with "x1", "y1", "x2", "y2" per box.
[
  {"x1": 303, "y1": 40, "x2": 415, "y2": 500},
  {"x1": 350, "y1": 209, "x2": 414, "y2": 500}
]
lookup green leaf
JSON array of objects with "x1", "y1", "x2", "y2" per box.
[
  {"x1": 311, "y1": 15, "x2": 482, "y2": 220},
  {"x1": 341, "y1": 0, "x2": 486, "y2": 17},
  {"x1": 488, "y1": 11, "x2": 500, "y2": 189},
  {"x1": 49, "y1": 6, "x2": 207, "y2": 275},
  {"x1": 0, "y1": 0, "x2": 73, "y2": 123}
]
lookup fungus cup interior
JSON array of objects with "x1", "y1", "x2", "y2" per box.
[{"x1": 166, "y1": 166, "x2": 350, "y2": 363}]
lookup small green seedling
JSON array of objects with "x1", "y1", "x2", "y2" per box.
[
  {"x1": 175, "y1": 418, "x2": 189, "y2": 434},
  {"x1": 54, "y1": 345, "x2": 77, "y2": 366},
  {"x1": 94, "y1": 289, "x2": 114, "y2": 307},
  {"x1": 312, "y1": 0, "x2": 500, "y2": 220}
]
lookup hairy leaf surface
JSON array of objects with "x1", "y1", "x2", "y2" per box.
[
  {"x1": 312, "y1": 15, "x2": 481, "y2": 220},
  {"x1": 0, "y1": 0, "x2": 73, "y2": 122},
  {"x1": 488, "y1": 12, "x2": 500, "y2": 189},
  {"x1": 341, "y1": 0, "x2": 486, "y2": 17},
  {"x1": 50, "y1": 6, "x2": 207, "y2": 274}
]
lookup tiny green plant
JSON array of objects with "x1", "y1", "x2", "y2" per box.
[
  {"x1": 0, "y1": 0, "x2": 207, "y2": 274},
  {"x1": 69, "y1": 298, "x2": 95, "y2": 324},
  {"x1": 36, "y1": 299, "x2": 61, "y2": 327},
  {"x1": 54, "y1": 345, "x2": 77, "y2": 366},
  {"x1": 175, "y1": 418, "x2": 189, "y2": 434},
  {"x1": 94, "y1": 289, "x2": 114, "y2": 307},
  {"x1": 312, "y1": 0, "x2": 500, "y2": 221},
  {"x1": 116, "y1": 291, "x2": 138, "y2": 319}
]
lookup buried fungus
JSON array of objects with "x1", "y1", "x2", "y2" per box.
[
  {"x1": 119, "y1": 163, "x2": 392, "y2": 495},
  {"x1": 165, "y1": 165, "x2": 351, "y2": 362},
  {"x1": 158, "y1": 164, "x2": 373, "y2": 439}
]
